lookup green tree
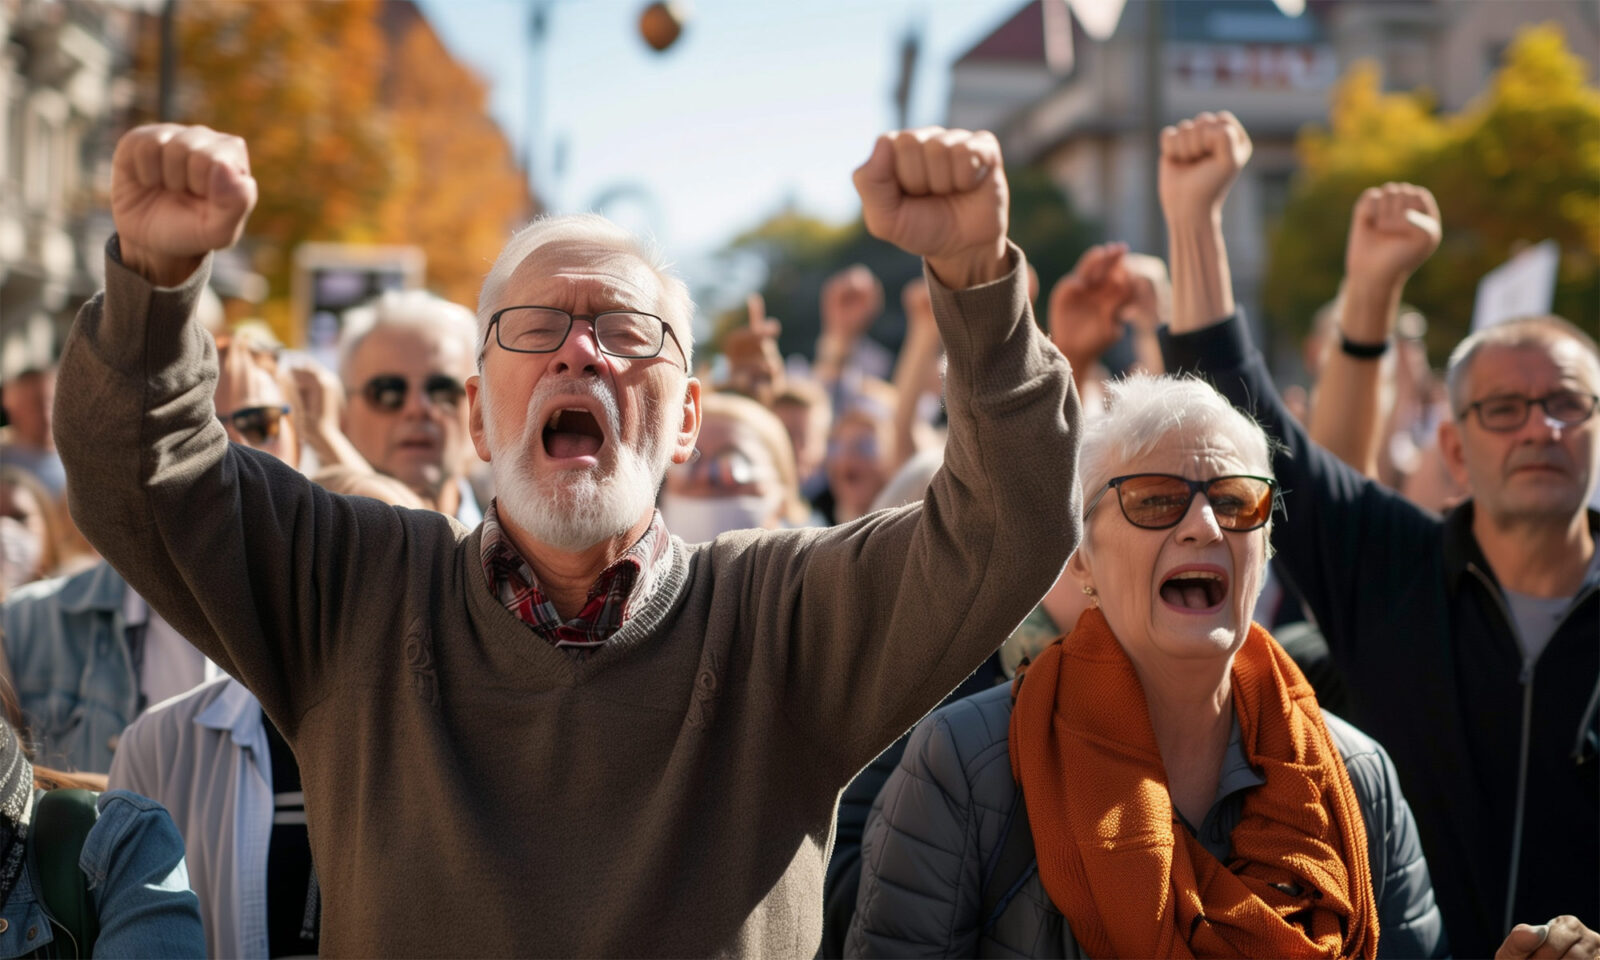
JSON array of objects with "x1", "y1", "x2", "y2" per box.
[{"x1": 1264, "y1": 23, "x2": 1600, "y2": 360}]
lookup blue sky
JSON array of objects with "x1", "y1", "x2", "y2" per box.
[{"x1": 417, "y1": 0, "x2": 1024, "y2": 261}]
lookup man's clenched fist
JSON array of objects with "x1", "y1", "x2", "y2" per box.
[
  {"x1": 1345, "y1": 182, "x2": 1441, "y2": 290},
  {"x1": 1158, "y1": 111, "x2": 1251, "y2": 222},
  {"x1": 111, "y1": 124, "x2": 257, "y2": 286},
  {"x1": 853, "y1": 127, "x2": 1009, "y2": 289}
]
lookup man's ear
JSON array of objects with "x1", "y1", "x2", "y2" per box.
[
  {"x1": 467, "y1": 374, "x2": 491, "y2": 462},
  {"x1": 1437, "y1": 417, "x2": 1470, "y2": 492},
  {"x1": 671, "y1": 377, "x2": 703, "y2": 465}
]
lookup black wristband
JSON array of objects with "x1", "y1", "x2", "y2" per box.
[{"x1": 1339, "y1": 333, "x2": 1390, "y2": 359}]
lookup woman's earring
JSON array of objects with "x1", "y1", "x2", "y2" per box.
[{"x1": 1081, "y1": 583, "x2": 1099, "y2": 608}]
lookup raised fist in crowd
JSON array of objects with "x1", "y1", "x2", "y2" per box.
[
  {"x1": 111, "y1": 124, "x2": 257, "y2": 286},
  {"x1": 821, "y1": 265, "x2": 885, "y2": 344},
  {"x1": 854, "y1": 126, "x2": 1009, "y2": 289},
  {"x1": 1345, "y1": 182, "x2": 1442, "y2": 292},
  {"x1": 1048, "y1": 242, "x2": 1134, "y2": 369},
  {"x1": 1158, "y1": 110, "x2": 1252, "y2": 221}
]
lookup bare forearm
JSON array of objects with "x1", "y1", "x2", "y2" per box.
[
  {"x1": 891, "y1": 329, "x2": 941, "y2": 469},
  {"x1": 1165, "y1": 212, "x2": 1234, "y2": 332},
  {"x1": 1308, "y1": 279, "x2": 1400, "y2": 476}
]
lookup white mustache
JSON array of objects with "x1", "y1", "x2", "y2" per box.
[{"x1": 527, "y1": 377, "x2": 622, "y2": 441}]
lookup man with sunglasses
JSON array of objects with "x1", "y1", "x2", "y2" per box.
[
  {"x1": 336, "y1": 292, "x2": 483, "y2": 524},
  {"x1": 55, "y1": 123, "x2": 1083, "y2": 956},
  {"x1": 1157, "y1": 110, "x2": 1599, "y2": 957}
]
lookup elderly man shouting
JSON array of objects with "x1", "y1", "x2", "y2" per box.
[{"x1": 55, "y1": 124, "x2": 1081, "y2": 956}]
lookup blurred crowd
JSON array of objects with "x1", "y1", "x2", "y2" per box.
[{"x1": 0, "y1": 106, "x2": 1594, "y2": 960}]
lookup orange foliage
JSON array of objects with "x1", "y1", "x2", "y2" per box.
[{"x1": 135, "y1": 0, "x2": 535, "y2": 331}]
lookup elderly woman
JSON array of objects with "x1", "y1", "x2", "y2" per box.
[
  {"x1": 845, "y1": 374, "x2": 1446, "y2": 959},
  {"x1": 660, "y1": 391, "x2": 812, "y2": 542}
]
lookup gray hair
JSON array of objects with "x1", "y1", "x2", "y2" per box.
[
  {"x1": 1445, "y1": 314, "x2": 1600, "y2": 413},
  {"x1": 337, "y1": 290, "x2": 480, "y2": 386},
  {"x1": 476, "y1": 212, "x2": 695, "y2": 370},
  {"x1": 1080, "y1": 373, "x2": 1274, "y2": 506}
]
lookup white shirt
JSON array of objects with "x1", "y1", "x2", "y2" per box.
[
  {"x1": 120, "y1": 589, "x2": 224, "y2": 707},
  {"x1": 108, "y1": 677, "x2": 272, "y2": 959}
]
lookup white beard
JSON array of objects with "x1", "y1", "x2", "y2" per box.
[{"x1": 484, "y1": 374, "x2": 670, "y2": 552}]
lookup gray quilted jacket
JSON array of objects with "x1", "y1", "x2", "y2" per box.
[{"x1": 845, "y1": 684, "x2": 1448, "y2": 958}]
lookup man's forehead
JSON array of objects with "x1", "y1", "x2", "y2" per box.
[
  {"x1": 351, "y1": 323, "x2": 469, "y2": 373},
  {"x1": 1470, "y1": 340, "x2": 1600, "y2": 395},
  {"x1": 501, "y1": 241, "x2": 662, "y2": 310}
]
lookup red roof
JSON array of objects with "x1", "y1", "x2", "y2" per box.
[{"x1": 955, "y1": 1, "x2": 1048, "y2": 65}]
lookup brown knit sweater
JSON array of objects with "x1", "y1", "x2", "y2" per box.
[{"x1": 55, "y1": 238, "x2": 1082, "y2": 957}]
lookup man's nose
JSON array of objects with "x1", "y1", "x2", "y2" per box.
[{"x1": 550, "y1": 318, "x2": 609, "y2": 377}]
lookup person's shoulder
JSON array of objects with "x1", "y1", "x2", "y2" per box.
[
  {"x1": 120, "y1": 675, "x2": 237, "y2": 747},
  {"x1": 905, "y1": 685, "x2": 1016, "y2": 802},
  {"x1": 1322, "y1": 710, "x2": 1395, "y2": 810},
  {"x1": 78, "y1": 789, "x2": 185, "y2": 883}
]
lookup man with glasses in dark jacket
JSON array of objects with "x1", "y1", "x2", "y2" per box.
[{"x1": 1158, "y1": 108, "x2": 1599, "y2": 958}]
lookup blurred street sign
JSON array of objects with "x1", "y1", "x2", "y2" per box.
[
  {"x1": 291, "y1": 243, "x2": 426, "y2": 372},
  {"x1": 1472, "y1": 240, "x2": 1559, "y2": 332}
]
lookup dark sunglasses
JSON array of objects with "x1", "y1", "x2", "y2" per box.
[
  {"x1": 1085, "y1": 473, "x2": 1278, "y2": 532},
  {"x1": 361, "y1": 374, "x2": 467, "y2": 413},
  {"x1": 218, "y1": 405, "x2": 291, "y2": 446}
]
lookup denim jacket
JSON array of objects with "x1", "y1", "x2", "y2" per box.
[
  {"x1": 1, "y1": 564, "x2": 137, "y2": 774},
  {"x1": 0, "y1": 789, "x2": 203, "y2": 958}
]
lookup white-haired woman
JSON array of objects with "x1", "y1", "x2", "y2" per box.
[{"x1": 846, "y1": 374, "x2": 1446, "y2": 959}]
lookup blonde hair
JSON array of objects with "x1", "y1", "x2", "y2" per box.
[{"x1": 700, "y1": 391, "x2": 809, "y2": 525}]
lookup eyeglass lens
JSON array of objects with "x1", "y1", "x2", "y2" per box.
[
  {"x1": 495, "y1": 308, "x2": 662, "y2": 357},
  {"x1": 1473, "y1": 391, "x2": 1597, "y2": 432},
  {"x1": 363, "y1": 375, "x2": 466, "y2": 413},
  {"x1": 220, "y1": 406, "x2": 287, "y2": 445},
  {"x1": 1115, "y1": 474, "x2": 1274, "y2": 531}
]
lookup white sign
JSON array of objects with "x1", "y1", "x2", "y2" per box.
[{"x1": 1472, "y1": 240, "x2": 1560, "y2": 331}]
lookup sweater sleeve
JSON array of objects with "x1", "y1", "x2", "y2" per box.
[
  {"x1": 745, "y1": 242, "x2": 1082, "y2": 779},
  {"x1": 53, "y1": 239, "x2": 447, "y2": 734},
  {"x1": 1158, "y1": 316, "x2": 1439, "y2": 669}
]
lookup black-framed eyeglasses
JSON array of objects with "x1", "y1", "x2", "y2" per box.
[
  {"x1": 359, "y1": 374, "x2": 467, "y2": 413},
  {"x1": 485, "y1": 306, "x2": 688, "y2": 371},
  {"x1": 218, "y1": 405, "x2": 291, "y2": 446},
  {"x1": 1458, "y1": 390, "x2": 1598, "y2": 434},
  {"x1": 1084, "y1": 473, "x2": 1278, "y2": 532}
]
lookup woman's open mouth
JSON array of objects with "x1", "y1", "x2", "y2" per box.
[{"x1": 1158, "y1": 566, "x2": 1228, "y2": 614}]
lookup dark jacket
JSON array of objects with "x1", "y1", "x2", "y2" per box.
[
  {"x1": 846, "y1": 683, "x2": 1446, "y2": 958},
  {"x1": 1162, "y1": 315, "x2": 1600, "y2": 954}
]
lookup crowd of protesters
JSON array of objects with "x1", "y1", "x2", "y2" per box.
[{"x1": 0, "y1": 104, "x2": 1592, "y2": 959}]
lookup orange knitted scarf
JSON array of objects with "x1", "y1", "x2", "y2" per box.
[{"x1": 1007, "y1": 608, "x2": 1378, "y2": 959}]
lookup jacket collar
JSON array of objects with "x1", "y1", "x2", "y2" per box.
[
  {"x1": 1443, "y1": 502, "x2": 1600, "y2": 594},
  {"x1": 53, "y1": 561, "x2": 127, "y2": 615},
  {"x1": 194, "y1": 678, "x2": 266, "y2": 752}
]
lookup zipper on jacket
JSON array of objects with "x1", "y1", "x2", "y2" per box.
[
  {"x1": 1549, "y1": 581, "x2": 1600, "y2": 764},
  {"x1": 1467, "y1": 562, "x2": 1537, "y2": 936}
]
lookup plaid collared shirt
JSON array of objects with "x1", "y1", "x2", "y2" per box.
[{"x1": 479, "y1": 500, "x2": 672, "y2": 651}]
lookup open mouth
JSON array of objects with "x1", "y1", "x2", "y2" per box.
[
  {"x1": 1159, "y1": 567, "x2": 1228, "y2": 613},
  {"x1": 542, "y1": 407, "x2": 606, "y2": 460}
]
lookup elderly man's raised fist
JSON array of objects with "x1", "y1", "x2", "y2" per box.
[
  {"x1": 853, "y1": 127, "x2": 1009, "y2": 289},
  {"x1": 111, "y1": 124, "x2": 257, "y2": 286},
  {"x1": 1158, "y1": 111, "x2": 1252, "y2": 222}
]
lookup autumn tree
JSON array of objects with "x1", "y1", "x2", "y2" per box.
[
  {"x1": 1264, "y1": 24, "x2": 1600, "y2": 359},
  {"x1": 134, "y1": 1, "x2": 534, "y2": 339}
]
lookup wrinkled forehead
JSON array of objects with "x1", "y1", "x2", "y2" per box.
[
  {"x1": 1468, "y1": 340, "x2": 1600, "y2": 399},
  {"x1": 1120, "y1": 428, "x2": 1255, "y2": 478},
  {"x1": 500, "y1": 240, "x2": 665, "y2": 315}
]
